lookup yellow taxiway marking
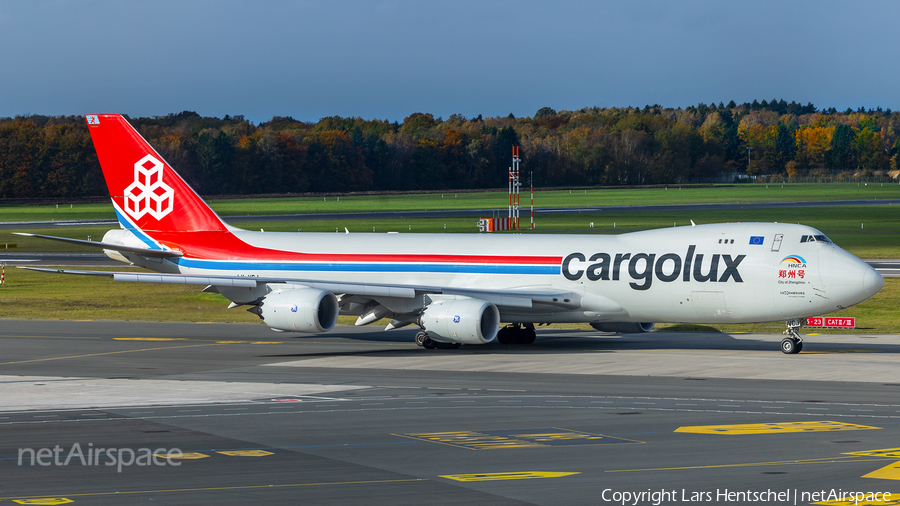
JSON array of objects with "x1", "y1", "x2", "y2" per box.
[
  {"x1": 154, "y1": 452, "x2": 209, "y2": 460},
  {"x1": 607, "y1": 456, "x2": 890, "y2": 473},
  {"x1": 113, "y1": 337, "x2": 186, "y2": 341},
  {"x1": 675, "y1": 421, "x2": 881, "y2": 435},
  {"x1": 441, "y1": 472, "x2": 580, "y2": 482},
  {"x1": 0, "y1": 335, "x2": 99, "y2": 340},
  {"x1": 216, "y1": 450, "x2": 274, "y2": 457},
  {"x1": 863, "y1": 461, "x2": 900, "y2": 481},
  {"x1": 0, "y1": 343, "x2": 223, "y2": 366},
  {"x1": 395, "y1": 428, "x2": 642, "y2": 450},
  {"x1": 0, "y1": 479, "x2": 428, "y2": 502},
  {"x1": 812, "y1": 494, "x2": 900, "y2": 505},
  {"x1": 846, "y1": 449, "x2": 900, "y2": 459},
  {"x1": 12, "y1": 500, "x2": 73, "y2": 505}
]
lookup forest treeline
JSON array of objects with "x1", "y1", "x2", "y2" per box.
[{"x1": 1, "y1": 100, "x2": 898, "y2": 199}]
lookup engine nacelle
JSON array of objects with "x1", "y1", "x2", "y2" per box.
[
  {"x1": 590, "y1": 322, "x2": 655, "y2": 333},
  {"x1": 419, "y1": 298, "x2": 500, "y2": 345},
  {"x1": 258, "y1": 288, "x2": 339, "y2": 333}
]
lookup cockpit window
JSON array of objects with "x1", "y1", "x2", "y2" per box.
[{"x1": 800, "y1": 234, "x2": 832, "y2": 243}]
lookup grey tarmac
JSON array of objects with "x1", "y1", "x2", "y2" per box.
[{"x1": 1, "y1": 320, "x2": 899, "y2": 505}]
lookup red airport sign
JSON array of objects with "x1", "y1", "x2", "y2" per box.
[{"x1": 806, "y1": 317, "x2": 856, "y2": 328}]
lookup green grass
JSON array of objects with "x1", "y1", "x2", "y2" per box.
[
  {"x1": 1, "y1": 182, "x2": 898, "y2": 222},
  {"x1": 4, "y1": 205, "x2": 897, "y2": 258},
  {"x1": 0, "y1": 267, "x2": 263, "y2": 324}
]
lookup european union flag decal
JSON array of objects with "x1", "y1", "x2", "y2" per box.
[{"x1": 749, "y1": 236, "x2": 765, "y2": 245}]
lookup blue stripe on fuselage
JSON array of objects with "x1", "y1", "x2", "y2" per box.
[
  {"x1": 113, "y1": 207, "x2": 162, "y2": 250},
  {"x1": 174, "y1": 257, "x2": 559, "y2": 275}
]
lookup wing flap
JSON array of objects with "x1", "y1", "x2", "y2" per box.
[{"x1": 113, "y1": 272, "x2": 259, "y2": 287}]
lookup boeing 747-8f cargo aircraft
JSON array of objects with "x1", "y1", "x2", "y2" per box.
[{"x1": 20, "y1": 115, "x2": 884, "y2": 354}]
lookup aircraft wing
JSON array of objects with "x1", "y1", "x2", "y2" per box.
[
  {"x1": 13, "y1": 233, "x2": 182, "y2": 259},
  {"x1": 19, "y1": 267, "x2": 580, "y2": 309}
]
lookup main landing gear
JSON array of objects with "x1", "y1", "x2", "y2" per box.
[
  {"x1": 415, "y1": 331, "x2": 461, "y2": 350},
  {"x1": 497, "y1": 324, "x2": 537, "y2": 345},
  {"x1": 781, "y1": 319, "x2": 803, "y2": 354}
]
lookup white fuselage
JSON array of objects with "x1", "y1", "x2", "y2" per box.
[{"x1": 111, "y1": 222, "x2": 881, "y2": 325}]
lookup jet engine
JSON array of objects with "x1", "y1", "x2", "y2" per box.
[
  {"x1": 257, "y1": 288, "x2": 339, "y2": 333},
  {"x1": 590, "y1": 322, "x2": 655, "y2": 333},
  {"x1": 419, "y1": 298, "x2": 500, "y2": 345}
]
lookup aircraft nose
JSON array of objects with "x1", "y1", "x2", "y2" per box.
[{"x1": 863, "y1": 265, "x2": 885, "y2": 299}]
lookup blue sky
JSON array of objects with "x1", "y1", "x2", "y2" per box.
[{"x1": 1, "y1": 0, "x2": 897, "y2": 123}]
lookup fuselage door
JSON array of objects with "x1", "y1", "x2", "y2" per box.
[{"x1": 771, "y1": 234, "x2": 783, "y2": 252}]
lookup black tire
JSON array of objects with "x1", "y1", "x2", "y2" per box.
[
  {"x1": 423, "y1": 337, "x2": 437, "y2": 349},
  {"x1": 496, "y1": 327, "x2": 513, "y2": 344},
  {"x1": 522, "y1": 326, "x2": 537, "y2": 344},
  {"x1": 796, "y1": 341, "x2": 803, "y2": 353},
  {"x1": 415, "y1": 331, "x2": 428, "y2": 347},
  {"x1": 780, "y1": 337, "x2": 798, "y2": 354}
]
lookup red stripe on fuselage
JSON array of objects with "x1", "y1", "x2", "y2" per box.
[{"x1": 151, "y1": 231, "x2": 562, "y2": 265}]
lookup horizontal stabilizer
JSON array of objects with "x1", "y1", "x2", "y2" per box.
[{"x1": 13, "y1": 233, "x2": 182, "y2": 258}]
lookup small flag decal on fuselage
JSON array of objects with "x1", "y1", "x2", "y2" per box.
[{"x1": 749, "y1": 236, "x2": 764, "y2": 245}]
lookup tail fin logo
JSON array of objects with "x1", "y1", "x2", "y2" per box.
[{"x1": 123, "y1": 155, "x2": 174, "y2": 220}]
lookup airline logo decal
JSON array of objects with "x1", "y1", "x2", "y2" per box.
[
  {"x1": 778, "y1": 254, "x2": 808, "y2": 289},
  {"x1": 561, "y1": 246, "x2": 745, "y2": 291},
  {"x1": 124, "y1": 155, "x2": 174, "y2": 220},
  {"x1": 86, "y1": 115, "x2": 100, "y2": 125},
  {"x1": 780, "y1": 255, "x2": 807, "y2": 266}
]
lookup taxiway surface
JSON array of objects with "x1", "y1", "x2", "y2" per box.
[{"x1": 1, "y1": 320, "x2": 899, "y2": 505}]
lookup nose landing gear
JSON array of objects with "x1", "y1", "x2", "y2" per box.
[{"x1": 781, "y1": 319, "x2": 803, "y2": 354}]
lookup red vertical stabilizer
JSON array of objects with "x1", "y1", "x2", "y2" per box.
[{"x1": 84, "y1": 114, "x2": 228, "y2": 233}]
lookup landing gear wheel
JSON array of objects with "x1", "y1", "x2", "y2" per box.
[
  {"x1": 781, "y1": 319, "x2": 804, "y2": 354},
  {"x1": 780, "y1": 337, "x2": 800, "y2": 354},
  {"x1": 415, "y1": 331, "x2": 428, "y2": 347},
  {"x1": 422, "y1": 337, "x2": 437, "y2": 349},
  {"x1": 497, "y1": 324, "x2": 537, "y2": 345},
  {"x1": 522, "y1": 324, "x2": 536, "y2": 344}
]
